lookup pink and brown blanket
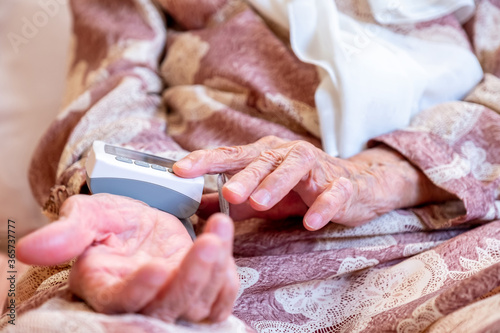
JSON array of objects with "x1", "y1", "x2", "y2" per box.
[{"x1": 3, "y1": 0, "x2": 500, "y2": 332}]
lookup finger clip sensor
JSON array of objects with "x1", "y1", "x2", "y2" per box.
[{"x1": 217, "y1": 173, "x2": 230, "y2": 216}]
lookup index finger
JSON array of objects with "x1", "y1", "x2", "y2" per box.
[{"x1": 173, "y1": 138, "x2": 280, "y2": 178}]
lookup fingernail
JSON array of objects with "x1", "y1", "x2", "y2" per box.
[
  {"x1": 197, "y1": 242, "x2": 219, "y2": 263},
  {"x1": 224, "y1": 182, "x2": 246, "y2": 197},
  {"x1": 305, "y1": 213, "x2": 323, "y2": 230},
  {"x1": 175, "y1": 158, "x2": 192, "y2": 170},
  {"x1": 251, "y1": 189, "x2": 271, "y2": 206}
]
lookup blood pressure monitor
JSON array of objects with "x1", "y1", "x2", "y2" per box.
[{"x1": 85, "y1": 141, "x2": 204, "y2": 220}]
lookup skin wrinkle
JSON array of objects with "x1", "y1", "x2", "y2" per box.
[
  {"x1": 24, "y1": 194, "x2": 238, "y2": 321},
  {"x1": 259, "y1": 149, "x2": 284, "y2": 167},
  {"x1": 351, "y1": 164, "x2": 405, "y2": 219},
  {"x1": 177, "y1": 135, "x2": 457, "y2": 229},
  {"x1": 322, "y1": 184, "x2": 344, "y2": 219},
  {"x1": 204, "y1": 145, "x2": 257, "y2": 172},
  {"x1": 92, "y1": 197, "x2": 186, "y2": 258}
]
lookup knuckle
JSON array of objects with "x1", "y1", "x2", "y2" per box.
[
  {"x1": 332, "y1": 177, "x2": 354, "y2": 194},
  {"x1": 258, "y1": 150, "x2": 284, "y2": 167},
  {"x1": 188, "y1": 149, "x2": 205, "y2": 158},
  {"x1": 258, "y1": 135, "x2": 289, "y2": 148},
  {"x1": 216, "y1": 145, "x2": 251, "y2": 162},
  {"x1": 261, "y1": 135, "x2": 281, "y2": 146},
  {"x1": 292, "y1": 141, "x2": 316, "y2": 164},
  {"x1": 319, "y1": 189, "x2": 340, "y2": 205},
  {"x1": 185, "y1": 149, "x2": 208, "y2": 162},
  {"x1": 217, "y1": 145, "x2": 242, "y2": 156}
]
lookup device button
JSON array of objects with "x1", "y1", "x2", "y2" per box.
[
  {"x1": 151, "y1": 164, "x2": 166, "y2": 172},
  {"x1": 115, "y1": 156, "x2": 133, "y2": 164},
  {"x1": 134, "y1": 160, "x2": 150, "y2": 168}
]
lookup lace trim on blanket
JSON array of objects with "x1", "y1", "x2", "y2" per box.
[
  {"x1": 254, "y1": 250, "x2": 448, "y2": 333},
  {"x1": 448, "y1": 238, "x2": 500, "y2": 280}
]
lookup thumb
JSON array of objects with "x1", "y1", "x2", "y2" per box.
[{"x1": 18, "y1": 210, "x2": 96, "y2": 266}]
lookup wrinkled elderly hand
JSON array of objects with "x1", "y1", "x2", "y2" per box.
[
  {"x1": 17, "y1": 194, "x2": 239, "y2": 323},
  {"x1": 174, "y1": 136, "x2": 453, "y2": 229}
]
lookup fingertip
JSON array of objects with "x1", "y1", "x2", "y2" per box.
[
  {"x1": 222, "y1": 185, "x2": 246, "y2": 204},
  {"x1": 337, "y1": 176, "x2": 354, "y2": 195},
  {"x1": 303, "y1": 212, "x2": 326, "y2": 231},
  {"x1": 206, "y1": 212, "x2": 234, "y2": 224},
  {"x1": 205, "y1": 213, "x2": 234, "y2": 244},
  {"x1": 16, "y1": 234, "x2": 36, "y2": 264},
  {"x1": 16, "y1": 226, "x2": 54, "y2": 265},
  {"x1": 17, "y1": 220, "x2": 94, "y2": 265},
  {"x1": 173, "y1": 156, "x2": 207, "y2": 178},
  {"x1": 173, "y1": 160, "x2": 192, "y2": 177}
]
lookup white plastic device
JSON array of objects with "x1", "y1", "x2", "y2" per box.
[{"x1": 85, "y1": 141, "x2": 204, "y2": 220}]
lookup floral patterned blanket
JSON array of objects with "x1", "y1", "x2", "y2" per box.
[{"x1": 3, "y1": 0, "x2": 500, "y2": 332}]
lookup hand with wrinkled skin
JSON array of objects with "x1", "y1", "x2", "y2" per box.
[
  {"x1": 174, "y1": 136, "x2": 454, "y2": 229},
  {"x1": 17, "y1": 194, "x2": 239, "y2": 323}
]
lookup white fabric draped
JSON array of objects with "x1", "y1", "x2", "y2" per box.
[{"x1": 247, "y1": 0, "x2": 483, "y2": 157}]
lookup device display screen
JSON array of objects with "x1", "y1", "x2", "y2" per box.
[{"x1": 104, "y1": 144, "x2": 175, "y2": 168}]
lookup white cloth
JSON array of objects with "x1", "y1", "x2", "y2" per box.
[
  {"x1": 368, "y1": 0, "x2": 476, "y2": 24},
  {"x1": 247, "y1": 0, "x2": 483, "y2": 157}
]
